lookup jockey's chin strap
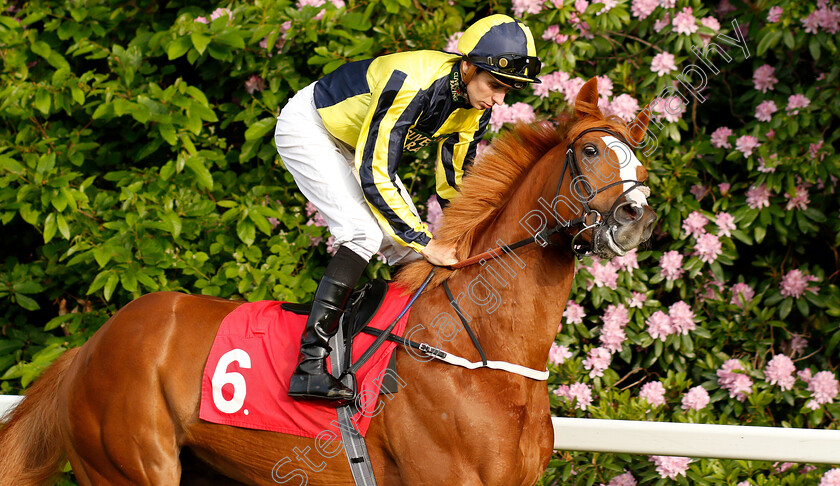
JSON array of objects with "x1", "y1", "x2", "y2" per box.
[{"x1": 449, "y1": 126, "x2": 649, "y2": 269}]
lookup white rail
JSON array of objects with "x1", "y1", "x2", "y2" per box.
[
  {"x1": 553, "y1": 417, "x2": 840, "y2": 464},
  {"x1": 3, "y1": 396, "x2": 839, "y2": 464}
]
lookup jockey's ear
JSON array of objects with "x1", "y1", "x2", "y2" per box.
[
  {"x1": 461, "y1": 60, "x2": 478, "y2": 86},
  {"x1": 574, "y1": 77, "x2": 601, "y2": 120}
]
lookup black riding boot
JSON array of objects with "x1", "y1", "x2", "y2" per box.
[{"x1": 288, "y1": 246, "x2": 368, "y2": 401}]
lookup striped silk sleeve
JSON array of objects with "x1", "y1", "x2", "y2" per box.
[
  {"x1": 435, "y1": 109, "x2": 491, "y2": 206},
  {"x1": 356, "y1": 71, "x2": 432, "y2": 251}
]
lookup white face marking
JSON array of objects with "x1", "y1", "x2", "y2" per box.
[{"x1": 601, "y1": 135, "x2": 648, "y2": 208}]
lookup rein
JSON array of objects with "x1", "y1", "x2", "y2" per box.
[{"x1": 450, "y1": 126, "x2": 648, "y2": 269}]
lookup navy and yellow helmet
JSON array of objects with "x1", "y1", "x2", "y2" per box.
[{"x1": 458, "y1": 14, "x2": 542, "y2": 89}]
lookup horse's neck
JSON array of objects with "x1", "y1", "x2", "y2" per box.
[{"x1": 446, "y1": 149, "x2": 576, "y2": 370}]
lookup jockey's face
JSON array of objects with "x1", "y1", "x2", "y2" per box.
[{"x1": 465, "y1": 69, "x2": 511, "y2": 111}]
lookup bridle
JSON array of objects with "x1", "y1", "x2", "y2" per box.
[{"x1": 449, "y1": 126, "x2": 649, "y2": 269}]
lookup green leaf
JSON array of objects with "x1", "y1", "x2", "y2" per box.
[
  {"x1": 44, "y1": 313, "x2": 79, "y2": 331},
  {"x1": 71, "y1": 87, "x2": 85, "y2": 105},
  {"x1": 244, "y1": 117, "x2": 276, "y2": 141},
  {"x1": 237, "y1": 219, "x2": 256, "y2": 245},
  {"x1": 14, "y1": 293, "x2": 40, "y2": 311},
  {"x1": 34, "y1": 90, "x2": 51, "y2": 114},
  {"x1": 191, "y1": 32, "x2": 211, "y2": 55},
  {"x1": 757, "y1": 30, "x2": 782, "y2": 56},
  {"x1": 779, "y1": 297, "x2": 793, "y2": 319},
  {"x1": 167, "y1": 37, "x2": 193, "y2": 60},
  {"x1": 103, "y1": 273, "x2": 119, "y2": 301},
  {"x1": 185, "y1": 156, "x2": 213, "y2": 189},
  {"x1": 809, "y1": 36, "x2": 821, "y2": 61},
  {"x1": 56, "y1": 213, "x2": 70, "y2": 240},
  {"x1": 214, "y1": 32, "x2": 245, "y2": 49},
  {"x1": 43, "y1": 213, "x2": 57, "y2": 243}
]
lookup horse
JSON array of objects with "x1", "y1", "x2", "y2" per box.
[{"x1": 0, "y1": 77, "x2": 656, "y2": 486}]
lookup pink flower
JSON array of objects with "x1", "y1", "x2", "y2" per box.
[
  {"x1": 715, "y1": 212, "x2": 736, "y2": 237},
  {"x1": 682, "y1": 211, "x2": 708, "y2": 238},
  {"x1": 766, "y1": 129, "x2": 775, "y2": 140},
  {"x1": 640, "y1": 381, "x2": 667, "y2": 406},
  {"x1": 587, "y1": 258, "x2": 620, "y2": 290},
  {"x1": 786, "y1": 94, "x2": 811, "y2": 114},
  {"x1": 554, "y1": 382, "x2": 594, "y2": 410},
  {"x1": 195, "y1": 16, "x2": 209, "y2": 24},
  {"x1": 583, "y1": 346, "x2": 612, "y2": 378},
  {"x1": 512, "y1": 0, "x2": 545, "y2": 15},
  {"x1": 669, "y1": 301, "x2": 696, "y2": 334},
  {"x1": 717, "y1": 359, "x2": 753, "y2": 402},
  {"x1": 802, "y1": 4, "x2": 840, "y2": 34},
  {"x1": 717, "y1": 0, "x2": 736, "y2": 16},
  {"x1": 821, "y1": 468, "x2": 840, "y2": 485},
  {"x1": 650, "y1": 456, "x2": 692, "y2": 479},
  {"x1": 603, "y1": 304, "x2": 631, "y2": 328},
  {"x1": 629, "y1": 292, "x2": 647, "y2": 308},
  {"x1": 806, "y1": 371, "x2": 839, "y2": 410},
  {"x1": 755, "y1": 100, "x2": 778, "y2": 122},
  {"x1": 718, "y1": 182, "x2": 730, "y2": 195},
  {"x1": 701, "y1": 16, "x2": 721, "y2": 31},
  {"x1": 210, "y1": 7, "x2": 234, "y2": 22},
  {"x1": 564, "y1": 300, "x2": 586, "y2": 324},
  {"x1": 305, "y1": 201, "x2": 327, "y2": 227},
  {"x1": 695, "y1": 232, "x2": 722, "y2": 263},
  {"x1": 489, "y1": 102, "x2": 536, "y2": 132},
  {"x1": 575, "y1": 0, "x2": 589, "y2": 12},
  {"x1": 646, "y1": 311, "x2": 674, "y2": 341},
  {"x1": 672, "y1": 7, "x2": 699, "y2": 35},
  {"x1": 711, "y1": 126, "x2": 733, "y2": 148},
  {"x1": 779, "y1": 269, "x2": 819, "y2": 298},
  {"x1": 631, "y1": 0, "x2": 659, "y2": 19},
  {"x1": 785, "y1": 185, "x2": 810, "y2": 211},
  {"x1": 730, "y1": 282, "x2": 755, "y2": 307},
  {"x1": 549, "y1": 343, "x2": 573, "y2": 365},
  {"x1": 767, "y1": 6, "x2": 783, "y2": 22},
  {"x1": 753, "y1": 65, "x2": 778, "y2": 93},
  {"x1": 799, "y1": 368, "x2": 813, "y2": 384},
  {"x1": 654, "y1": 13, "x2": 671, "y2": 32},
  {"x1": 810, "y1": 140, "x2": 826, "y2": 160},
  {"x1": 788, "y1": 334, "x2": 808, "y2": 357},
  {"x1": 690, "y1": 184, "x2": 708, "y2": 200},
  {"x1": 600, "y1": 304, "x2": 630, "y2": 353},
  {"x1": 651, "y1": 52, "x2": 677, "y2": 76},
  {"x1": 659, "y1": 250, "x2": 685, "y2": 281},
  {"x1": 659, "y1": 0, "x2": 675, "y2": 8},
  {"x1": 735, "y1": 135, "x2": 760, "y2": 157},
  {"x1": 596, "y1": 0, "x2": 618, "y2": 14},
  {"x1": 651, "y1": 95, "x2": 686, "y2": 123},
  {"x1": 245, "y1": 75, "x2": 266, "y2": 95},
  {"x1": 612, "y1": 249, "x2": 639, "y2": 272},
  {"x1": 425, "y1": 195, "x2": 443, "y2": 234},
  {"x1": 604, "y1": 472, "x2": 637, "y2": 486},
  {"x1": 764, "y1": 354, "x2": 796, "y2": 391},
  {"x1": 746, "y1": 183, "x2": 772, "y2": 209},
  {"x1": 596, "y1": 75, "x2": 614, "y2": 98},
  {"x1": 444, "y1": 31, "x2": 462, "y2": 53},
  {"x1": 610, "y1": 94, "x2": 640, "y2": 123},
  {"x1": 681, "y1": 386, "x2": 710, "y2": 410}
]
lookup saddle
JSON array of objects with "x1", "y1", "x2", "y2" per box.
[{"x1": 280, "y1": 278, "x2": 401, "y2": 395}]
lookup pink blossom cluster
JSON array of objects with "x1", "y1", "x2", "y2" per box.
[
  {"x1": 681, "y1": 385, "x2": 710, "y2": 410},
  {"x1": 650, "y1": 95, "x2": 686, "y2": 123},
  {"x1": 710, "y1": 126, "x2": 733, "y2": 149},
  {"x1": 729, "y1": 282, "x2": 755, "y2": 308},
  {"x1": 682, "y1": 211, "x2": 708, "y2": 238},
  {"x1": 512, "y1": 0, "x2": 545, "y2": 16},
  {"x1": 715, "y1": 212, "x2": 736, "y2": 237},
  {"x1": 425, "y1": 195, "x2": 443, "y2": 234},
  {"x1": 650, "y1": 51, "x2": 677, "y2": 76},
  {"x1": 245, "y1": 75, "x2": 266, "y2": 94},
  {"x1": 746, "y1": 183, "x2": 772, "y2": 209},
  {"x1": 690, "y1": 184, "x2": 708, "y2": 200},
  {"x1": 611, "y1": 248, "x2": 639, "y2": 272},
  {"x1": 755, "y1": 100, "x2": 777, "y2": 122},
  {"x1": 583, "y1": 346, "x2": 612, "y2": 377},
  {"x1": 639, "y1": 381, "x2": 666, "y2": 406},
  {"x1": 821, "y1": 468, "x2": 840, "y2": 485},
  {"x1": 444, "y1": 32, "x2": 462, "y2": 53},
  {"x1": 631, "y1": 0, "x2": 659, "y2": 19},
  {"x1": 810, "y1": 140, "x2": 827, "y2": 161},
  {"x1": 787, "y1": 334, "x2": 808, "y2": 357},
  {"x1": 786, "y1": 94, "x2": 811, "y2": 114},
  {"x1": 628, "y1": 291, "x2": 647, "y2": 308},
  {"x1": 532, "y1": 71, "x2": 586, "y2": 104},
  {"x1": 785, "y1": 184, "x2": 810, "y2": 211},
  {"x1": 649, "y1": 455, "x2": 692, "y2": 479},
  {"x1": 654, "y1": 13, "x2": 671, "y2": 33},
  {"x1": 548, "y1": 342, "x2": 573, "y2": 365},
  {"x1": 554, "y1": 382, "x2": 594, "y2": 410},
  {"x1": 779, "y1": 269, "x2": 819, "y2": 298},
  {"x1": 801, "y1": 2, "x2": 840, "y2": 34},
  {"x1": 695, "y1": 233, "x2": 722, "y2": 263},
  {"x1": 584, "y1": 257, "x2": 620, "y2": 290},
  {"x1": 757, "y1": 153, "x2": 778, "y2": 173},
  {"x1": 735, "y1": 135, "x2": 760, "y2": 157},
  {"x1": 767, "y1": 6, "x2": 783, "y2": 22},
  {"x1": 806, "y1": 371, "x2": 839, "y2": 410},
  {"x1": 196, "y1": 7, "x2": 234, "y2": 23},
  {"x1": 564, "y1": 300, "x2": 586, "y2": 325},
  {"x1": 599, "y1": 304, "x2": 631, "y2": 353},
  {"x1": 488, "y1": 102, "x2": 536, "y2": 132},
  {"x1": 659, "y1": 250, "x2": 684, "y2": 281},
  {"x1": 602, "y1": 472, "x2": 637, "y2": 486},
  {"x1": 609, "y1": 94, "x2": 641, "y2": 123},
  {"x1": 541, "y1": 25, "x2": 573, "y2": 45},
  {"x1": 260, "y1": 21, "x2": 293, "y2": 56},
  {"x1": 764, "y1": 354, "x2": 796, "y2": 391},
  {"x1": 753, "y1": 64, "x2": 778, "y2": 92},
  {"x1": 672, "y1": 7, "x2": 699, "y2": 35},
  {"x1": 646, "y1": 301, "x2": 696, "y2": 341},
  {"x1": 717, "y1": 359, "x2": 753, "y2": 402}
]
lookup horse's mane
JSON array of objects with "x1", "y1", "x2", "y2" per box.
[{"x1": 396, "y1": 98, "x2": 631, "y2": 293}]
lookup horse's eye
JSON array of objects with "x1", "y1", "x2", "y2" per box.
[{"x1": 583, "y1": 145, "x2": 597, "y2": 157}]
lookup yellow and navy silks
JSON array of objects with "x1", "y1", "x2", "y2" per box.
[{"x1": 313, "y1": 50, "x2": 491, "y2": 252}]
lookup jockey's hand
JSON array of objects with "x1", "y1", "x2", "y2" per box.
[{"x1": 421, "y1": 238, "x2": 459, "y2": 266}]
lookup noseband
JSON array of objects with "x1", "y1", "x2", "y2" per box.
[{"x1": 541, "y1": 126, "x2": 649, "y2": 255}]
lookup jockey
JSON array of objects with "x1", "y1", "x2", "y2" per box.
[{"x1": 274, "y1": 14, "x2": 542, "y2": 401}]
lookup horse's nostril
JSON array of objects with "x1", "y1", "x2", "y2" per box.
[{"x1": 618, "y1": 203, "x2": 641, "y2": 223}]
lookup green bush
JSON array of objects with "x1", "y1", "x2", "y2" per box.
[{"x1": 0, "y1": 0, "x2": 838, "y2": 484}]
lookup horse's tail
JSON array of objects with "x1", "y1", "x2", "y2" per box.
[{"x1": 0, "y1": 347, "x2": 80, "y2": 486}]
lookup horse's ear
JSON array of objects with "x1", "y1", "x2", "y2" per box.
[
  {"x1": 626, "y1": 103, "x2": 651, "y2": 146},
  {"x1": 574, "y1": 77, "x2": 601, "y2": 120}
]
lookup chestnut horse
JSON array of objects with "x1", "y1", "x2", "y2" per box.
[{"x1": 0, "y1": 78, "x2": 655, "y2": 485}]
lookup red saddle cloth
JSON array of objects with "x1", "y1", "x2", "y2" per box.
[{"x1": 199, "y1": 282, "x2": 412, "y2": 439}]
